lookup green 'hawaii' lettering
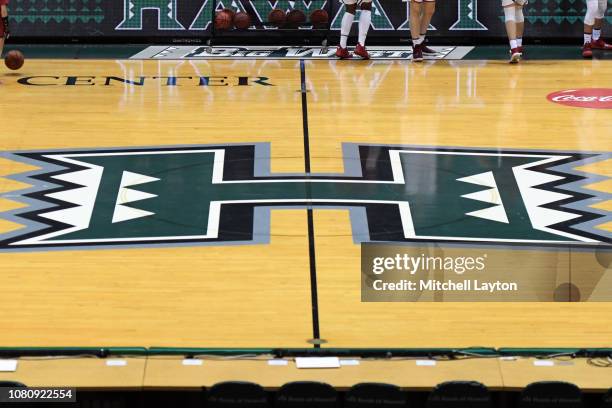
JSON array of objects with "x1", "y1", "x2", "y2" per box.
[
  {"x1": 116, "y1": 0, "x2": 184, "y2": 30},
  {"x1": 449, "y1": 0, "x2": 487, "y2": 30}
]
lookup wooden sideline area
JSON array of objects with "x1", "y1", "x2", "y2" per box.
[{"x1": 1, "y1": 352, "x2": 611, "y2": 391}]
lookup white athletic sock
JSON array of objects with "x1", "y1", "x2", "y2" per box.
[
  {"x1": 340, "y1": 12, "x2": 355, "y2": 48},
  {"x1": 584, "y1": 33, "x2": 592, "y2": 44},
  {"x1": 517, "y1": 38, "x2": 522, "y2": 47},
  {"x1": 413, "y1": 37, "x2": 424, "y2": 45},
  {"x1": 593, "y1": 28, "x2": 601, "y2": 41},
  {"x1": 358, "y1": 10, "x2": 371, "y2": 45},
  {"x1": 510, "y1": 39, "x2": 518, "y2": 49}
]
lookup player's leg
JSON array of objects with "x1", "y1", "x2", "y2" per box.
[
  {"x1": 354, "y1": 1, "x2": 372, "y2": 59},
  {"x1": 0, "y1": 4, "x2": 7, "y2": 58},
  {"x1": 583, "y1": 0, "x2": 598, "y2": 57},
  {"x1": 591, "y1": 0, "x2": 612, "y2": 50},
  {"x1": 410, "y1": 0, "x2": 424, "y2": 62},
  {"x1": 515, "y1": 4, "x2": 525, "y2": 54},
  {"x1": 336, "y1": 1, "x2": 357, "y2": 59},
  {"x1": 503, "y1": 2, "x2": 521, "y2": 63},
  {"x1": 419, "y1": 0, "x2": 437, "y2": 55}
]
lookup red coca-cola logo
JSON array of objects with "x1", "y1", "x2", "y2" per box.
[{"x1": 547, "y1": 88, "x2": 612, "y2": 109}]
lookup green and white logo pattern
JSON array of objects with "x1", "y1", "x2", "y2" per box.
[{"x1": 0, "y1": 144, "x2": 609, "y2": 250}]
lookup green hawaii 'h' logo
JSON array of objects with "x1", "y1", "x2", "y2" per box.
[{"x1": 0, "y1": 144, "x2": 609, "y2": 250}]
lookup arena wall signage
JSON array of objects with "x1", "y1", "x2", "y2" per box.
[{"x1": 9, "y1": 0, "x2": 607, "y2": 40}]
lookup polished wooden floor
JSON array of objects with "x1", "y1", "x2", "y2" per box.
[{"x1": 0, "y1": 59, "x2": 610, "y2": 348}]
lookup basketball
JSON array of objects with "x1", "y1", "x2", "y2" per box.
[
  {"x1": 268, "y1": 9, "x2": 286, "y2": 27},
  {"x1": 286, "y1": 10, "x2": 306, "y2": 28},
  {"x1": 310, "y1": 9, "x2": 329, "y2": 28},
  {"x1": 223, "y1": 8, "x2": 236, "y2": 18},
  {"x1": 4, "y1": 50, "x2": 25, "y2": 71},
  {"x1": 214, "y1": 10, "x2": 233, "y2": 30},
  {"x1": 234, "y1": 12, "x2": 251, "y2": 30}
]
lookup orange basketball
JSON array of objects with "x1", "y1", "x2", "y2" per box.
[
  {"x1": 5, "y1": 50, "x2": 25, "y2": 71},
  {"x1": 223, "y1": 8, "x2": 236, "y2": 20},
  {"x1": 214, "y1": 10, "x2": 233, "y2": 30},
  {"x1": 268, "y1": 9, "x2": 287, "y2": 27},
  {"x1": 234, "y1": 12, "x2": 251, "y2": 30},
  {"x1": 286, "y1": 10, "x2": 306, "y2": 28},
  {"x1": 310, "y1": 9, "x2": 329, "y2": 28}
]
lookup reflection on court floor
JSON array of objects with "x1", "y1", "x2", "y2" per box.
[{"x1": 0, "y1": 59, "x2": 610, "y2": 348}]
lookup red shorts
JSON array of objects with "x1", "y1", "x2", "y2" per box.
[
  {"x1": 0, "y1": 0, "x2": 8, "y2": 38},
  {"x1": 0, "y1": 0, "x2": 8, "y2": 37}
]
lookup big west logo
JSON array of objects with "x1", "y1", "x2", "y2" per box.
[
  {"x1": 0, "y1": 144, "x2": 609, "y2": 251},
  {"x1": 115, "y1": 0, "x2": 486, "y2": 32}
]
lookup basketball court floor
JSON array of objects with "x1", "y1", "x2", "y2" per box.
[{"x1": 0, "y1": 56, "x2": 610, "y2": 350}]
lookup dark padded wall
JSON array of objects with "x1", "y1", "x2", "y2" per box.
[{"x1": 7, "y1": 0, "x2": 612, "y2": 41}]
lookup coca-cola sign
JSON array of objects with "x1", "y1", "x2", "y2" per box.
[{"x1": 547, "y1": 89, "x2": 612, "y2": 109}]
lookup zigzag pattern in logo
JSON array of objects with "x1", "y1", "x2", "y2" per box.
[
  {"x1": 0, "y1": 152, "x2": 100, "y2": 245},
  {"x1": 537, "y1": 154, "x2": 611, "y2": 241},
  {"x1": 0, "y1": 146, "x2": 609, "y2": 250}
]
